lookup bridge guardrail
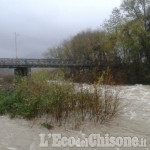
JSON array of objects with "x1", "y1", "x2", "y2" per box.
[{"x1": 0, "y1": 58, "x2": 93, "y2": 68}]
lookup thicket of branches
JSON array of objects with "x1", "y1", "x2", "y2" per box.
[{"x1": 45, "y1": 0, "x2": 150, "y2": 84}]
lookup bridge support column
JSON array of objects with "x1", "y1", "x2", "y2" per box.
[{"x1": 14, "y1": 67, "x2": 31, "y2": 77}]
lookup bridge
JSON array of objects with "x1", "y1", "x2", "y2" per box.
[{"x1": 0, "y1": 58, "x2": 93, "y2": 76}]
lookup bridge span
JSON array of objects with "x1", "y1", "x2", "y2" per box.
[{"x1": 0, "y1": 58, "x2": 93, "y2": 76}]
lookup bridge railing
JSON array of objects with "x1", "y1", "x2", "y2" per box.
[{"x1": 0, "y1": 58, "x2": 93, "y2": 68}]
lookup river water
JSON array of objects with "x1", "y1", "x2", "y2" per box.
[{"x1": 0, "y1": 85, "x2": 150, "y2": 150}]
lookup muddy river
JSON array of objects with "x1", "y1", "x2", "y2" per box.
[{"x1": 0, "y1": 85, "x2": 150, "y2": 150}]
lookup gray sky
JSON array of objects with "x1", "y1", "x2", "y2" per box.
[{"x1": 0, "y1": 0, "x2": 121, "y2": 58}]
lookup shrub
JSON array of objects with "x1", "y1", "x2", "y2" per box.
[{"x1": 0, "y1": 70, "x2": 120, "y2": 127}]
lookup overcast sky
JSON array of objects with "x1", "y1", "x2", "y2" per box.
[{"x1": 0, "y1": 0, "x2": 121, "y2": 58}]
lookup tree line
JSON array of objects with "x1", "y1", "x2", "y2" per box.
[{"x1": 45, "y1": 0, "x2": 150, "y2": 84}]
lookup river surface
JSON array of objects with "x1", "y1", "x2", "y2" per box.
[{"x1": 0, "y1": 85, "x2": 150, "y2": 150}]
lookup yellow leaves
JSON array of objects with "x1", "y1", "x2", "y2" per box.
[{"x1": 96, "y1": 67, "x2": 115, "y2": 86}]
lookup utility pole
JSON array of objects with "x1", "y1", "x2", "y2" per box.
[{"x1": 15, "y1": 32, "x2": 18, "y2": 59}]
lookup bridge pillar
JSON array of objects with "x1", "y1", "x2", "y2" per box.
[{"x1": 14, "y1": 67, "x2": 31, "y2": 77}]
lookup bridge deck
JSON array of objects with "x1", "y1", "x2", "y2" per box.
[{"x1": 0, "y1": 58, "x2": 92, "y2": 68}]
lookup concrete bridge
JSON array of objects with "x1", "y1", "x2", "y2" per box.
[{"x1": 0, "y1": 58, "x2": 93, "y2": 76}]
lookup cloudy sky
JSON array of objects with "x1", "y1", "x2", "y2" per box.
[{"x1": 0, "y1": 0, "x2": 121, "y2": 58}]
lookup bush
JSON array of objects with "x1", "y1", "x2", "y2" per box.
[{"x1": 0, "y1": 70, "x2": 120, "y2": 127}]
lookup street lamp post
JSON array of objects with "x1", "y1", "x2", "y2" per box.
[{"x1": 15, "y1": 32, "x2": 18, "y2": 59}]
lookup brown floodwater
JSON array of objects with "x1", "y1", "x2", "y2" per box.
[{"x1": 0, "y1": 85, "x2": 150, "y2": 150}]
